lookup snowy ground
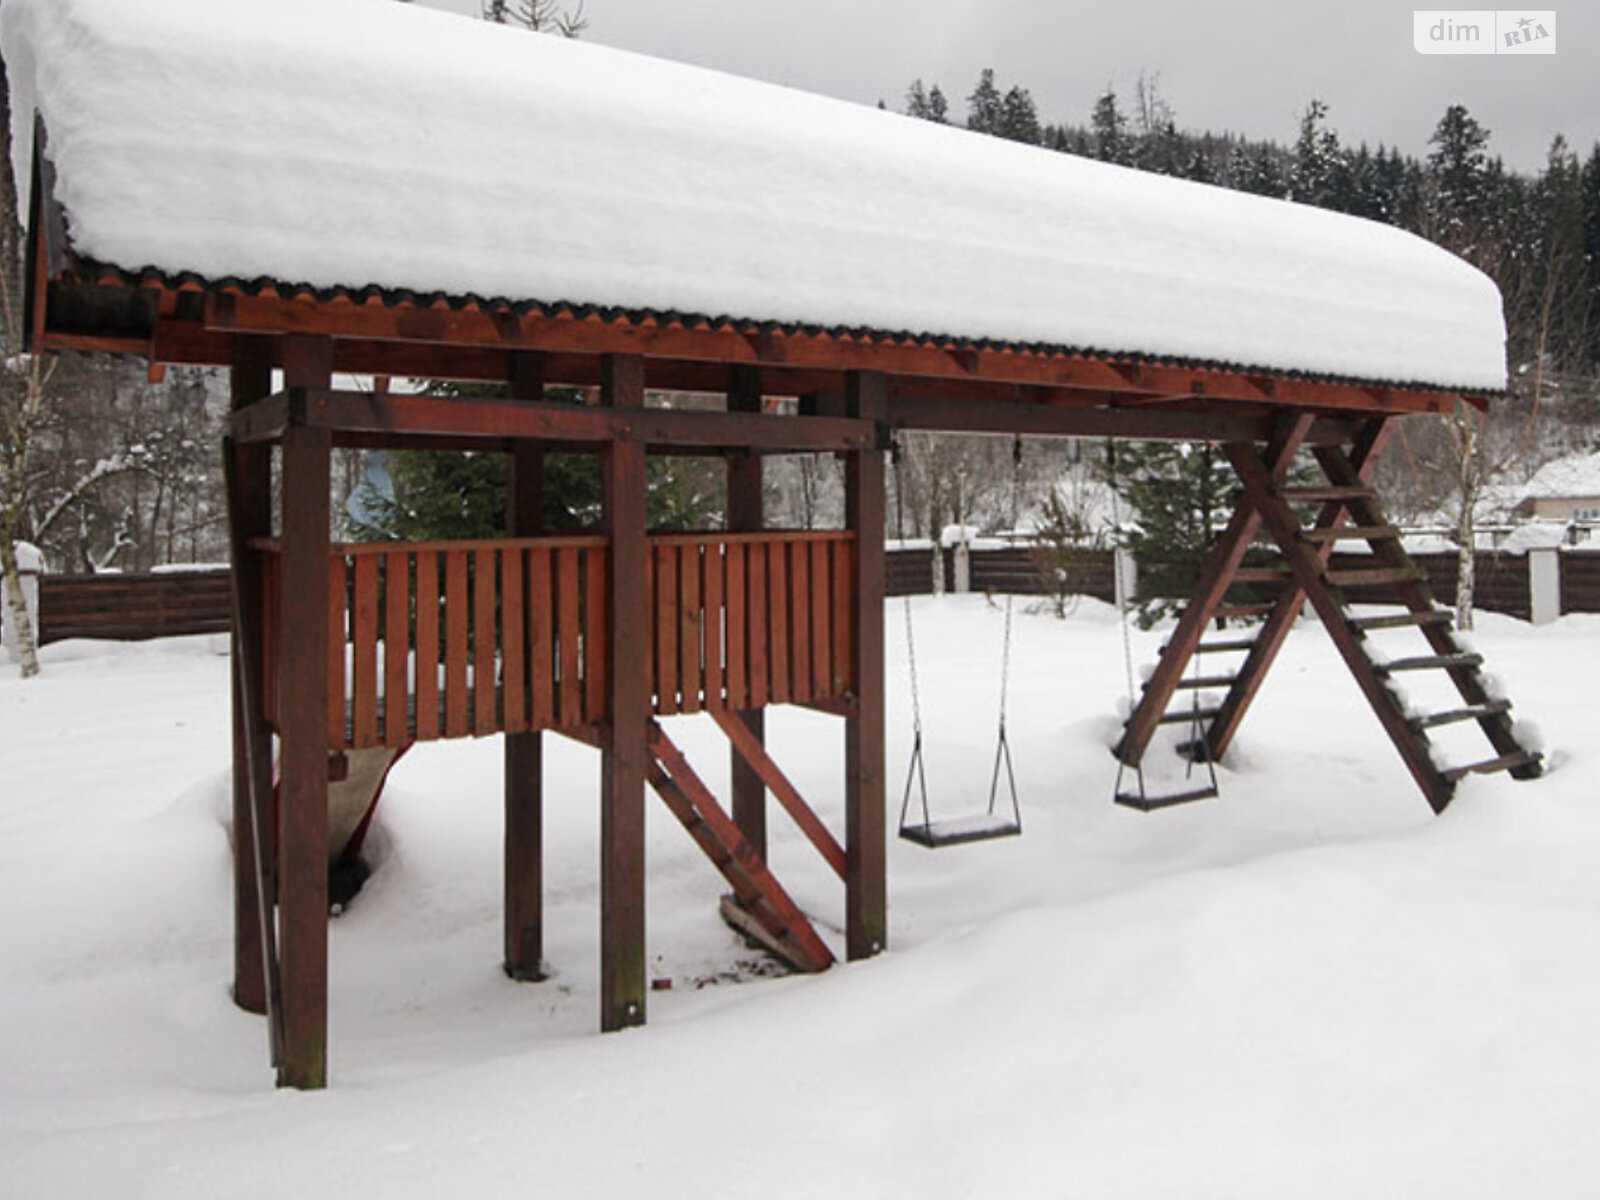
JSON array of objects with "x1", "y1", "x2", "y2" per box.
[{"x1": 3, "y1": 597, "x2": 1597, "y2": 1198}]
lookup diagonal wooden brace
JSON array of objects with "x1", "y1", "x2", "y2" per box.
[
  {"x1": 1226, "y1": 442, "x2": 1455, "y2": 812},
  {"x1": 1204, "y1": 419, "x2": 1392, "y2": 761},
  {"x1": 1115, "y1": 414, "x2": 1313, "y2": 767}
]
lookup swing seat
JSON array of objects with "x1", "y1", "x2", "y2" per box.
[
  {"x1": 1113, "y1": 784, "x2": 1218, "y2": 812},
  {"x1": 900, "y1": 812, "x2": 1022, "y2": 848}
]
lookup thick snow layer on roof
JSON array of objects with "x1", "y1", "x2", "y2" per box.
[{"x1": 3, "y1": 0, "x2": 1507, "y2": 390}]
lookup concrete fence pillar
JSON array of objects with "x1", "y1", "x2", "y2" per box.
[
  {"x1": 1528, "y1": 546, "x2": 1560, "y2": 626},
  {"x1": 1113, "y1": 546, "x2": 1138, "y2": 611},
  {"x1": 951, "y1": 539, "x2": 971, "y2": 594},
  {"x1": 2, "y1": 542, "x2": 43, "y2": 662}
]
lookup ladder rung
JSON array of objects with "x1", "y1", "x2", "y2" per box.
[
  {"x1": 1114, "y1": 785, "x2": 1219, "y2": 812},
  {"x1": 1441, "y1": 752, "x2": 1542, "y2": 784},
  {"x1": 1279, "y1": 485, "x2": 1376, "y2": 502},
  {"x1": 1409, "y1": 700, "x2": 1513, "y2": 731},
  {"x1": 1232, "y1": 566, "x2": 1293, "y2": 583},
  {"x1": 1213, "y1": 603, "x2": 1276, "y2": 621},
  {"x1": 1350, "y1": 611, "x2": 1452, "y2": 631},
  {"x1": 1159, "y1": 638, "x2": 1256, "y2": 655},
  {"x1": 1325, "y1": 567, "x2": 1425, "y2": 586},
  {"x1": 1377, "y1": 652, "x2": 1483, "y2": 675},
  {"x1": 1166, "y1": 675, "x2": 1235, "y2": 690},
  {"x1": 1299, "y1": 525, "x2": 1400, "y2": 543},
  {"x1": 1156, "y1": 707, "x2": 1220, "y2": 725}
]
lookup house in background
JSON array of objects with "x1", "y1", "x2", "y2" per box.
[{"x1": 1512, "y1": 452, "x2": 1600, "y2": 538}]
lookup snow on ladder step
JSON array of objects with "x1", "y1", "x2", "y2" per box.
[
  {"x1": 1350, "y1": 611, "x2": 1452, "y2": 631},
  {"x1": 1376, "y1": 652, "x2": 1483, "y2": 675},
  {"x1": 1441, "y1": 752, "x2": 1542, "y2": 784},
  {"x1": 1278, "y1": 485, "x2": 1376, "y2": 502},
  {"x1": 1409, "y1": 700, "x2": 1513, "y2": 731},
  {"x1": 1298, "y1": 525, "x2": 1400, "y2": 543}
]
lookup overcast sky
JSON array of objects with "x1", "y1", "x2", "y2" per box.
[{"x1": 419, "y1": 1, "x2": 1597, "y2": 172}]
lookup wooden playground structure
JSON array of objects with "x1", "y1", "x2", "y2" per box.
[{"x1": 9, "y1": 1, "x2": 1543, "y2": 1091}]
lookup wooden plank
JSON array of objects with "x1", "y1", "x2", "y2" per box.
[
  {"x1": 351, "y1": 554, "x2": 380, "y2": 749},
  {"x1": 679, "y1": 543, "x2": 703, "y2": 714},
  {"x1": 384, "y1": 551, "x2": 411, "y2": 744},
  {"x1": 557, "y1": 544, "x2": 582, "y2": 727},
  {"x1": 811, "y1": 540, "x2": 831, "y2": 700},
  {"x1": 831, "y1": 539, "x2": 852, "y2": 697},
  {"x1": 327, "y1": 555, "x2": 348, "y2": 750},
  {"x1": 444, "y1": 549, "x2": 470, "y2": 738},
  {"x1": 704, "y1": 542, "x2": 725, "y2": 709},
  {"x1": 712, "y1": 709, "x2": 847, "y2": 880},
  {"x1": 726, "y1": 543, "x2": 748, "y2": 710},
  {"x1": 768, "y1": 540, "x2": 790, "y2": 705},
  {"x1": 502, "y1": 547, "x2": 527, "y2": 733},
  {"x1": 654, "y1": 543, "x2": 679, "y2": 715},
  {"x1": 584, "y1": 546, "x2": 608, "y2": 726},
  {"x1": 528, "y1": 548, "x2": 554, "y2": 728},
  {"x1": 844, "y1": 371, "x2": 887, "y2": 962},
  {"x1": 748, "y1": 541, "x2": 769, "y2": 708},
  {"x1": 474, "y1": 547, "x2": 498, "y2": 734},
  {"x1": 414, "y1": 551, "x2": 440, "y2": 740},
  {"x1": 790, "y1": 542, "x2": 812, "y2": 704}
]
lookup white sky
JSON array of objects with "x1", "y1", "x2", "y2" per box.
[{"x1": 420, "y1": 0, "x2": 1597, "y2": 172}]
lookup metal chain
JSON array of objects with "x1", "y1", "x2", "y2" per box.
[
  {"x1": 995, "y1": 435, "x2": 1022, "y2": 731},
  {"x1": 892, "y1": 436, "x2": 924, "y2": 737}
]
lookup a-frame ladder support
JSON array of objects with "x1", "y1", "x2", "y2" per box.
[{"x1": 1115, "y1": 415, "x2": 1313, "y2": 767}]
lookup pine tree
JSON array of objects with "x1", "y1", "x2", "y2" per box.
[
  {"x1": 966, "y1": 68, "x2": 1004, "y2": 136},
  {"x1": 1107, "y1": 441, "x2": 1239, "y2": 626},
  {"x1": 1427, "y1": 104, "x2": 1493, "y2": 253},
  {"x1": 1090, "y1": 89, "x2": 1131, "y2": 165},
  {"x1": 904, "y1": 79, "x2": 949, "y2": 124},
  {"x1": 1583, "y1": 143, "x2": 1600, "y2": 370},
  {"x1": 998, "y1": 86, "x2": 1042, "y2": 145},
  {"x1": 1289, "y1": 99, "x2": 1344, "y2": 207}
]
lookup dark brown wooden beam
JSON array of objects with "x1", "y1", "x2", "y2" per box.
[
  {"x1": 600, "y1": 354, "x2": 648, "y2": 1032},
  {"x1": 844, "y1": 371, "x2": 887, "y2": 961},
  {"x1": 227, "y1": 335, "x2": 276, "y2": 1033},
  {"x1": 504, "y1": 351, "x2": 546, "y2": 983},
  {"x1": 275, "y1": 335, "x2": 335, "y2": 1089},
  {"x1": 198, "y1": 291, "x2": 1463, "y2": 415},
  {"x1": 726, "y1": 366, "x2": 768, "y2": 857},
  {"x1": 883, "y1": 389, "x2": 1367, "y2": 443},
  {"x1": 229, "y1": 388, "x2": 875, "y2": 453}
]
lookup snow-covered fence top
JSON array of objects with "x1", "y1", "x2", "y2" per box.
[{"x1": 2, "y1": 0, "x2": 1506, "y2": 393}]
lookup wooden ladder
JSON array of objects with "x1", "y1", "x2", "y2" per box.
[
  {"x1": 646, "y1": 721, "x2": 835, "y2": 972},
  {"x1": 1118, "y1": 418, "x2": 1542, "y2": 814}
]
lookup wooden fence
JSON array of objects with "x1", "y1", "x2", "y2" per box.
[{"x1": 36, "y1": 569, "x2": 232, "y2": 645}]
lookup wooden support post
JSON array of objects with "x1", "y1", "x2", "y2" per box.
[
  {"x1": 505, "y1": 351, "x2": 546, "y2": 981},
  {"x1": 726, "y1": 367, "x2": 767, "y2": 857},
  {"x1": 276, "y1": 335, "x2": 334, "y2": 1089},
  {"x1": 600, "y1": 354, "x2": 648, "y2": 1031},
  {"x1": 229, "y1": 336, "x2": 274, "y2": 1019},
  {"x1": 844, "y1": 371, "x2": 886, "y2": 961}
]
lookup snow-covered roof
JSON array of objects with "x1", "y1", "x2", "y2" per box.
[
  {"x1": 1518, "y1": 452, "x2": 1600, "y2": 501},
  {"x1": 3, "y1": 0, "x2": 1507, "y2": 392}
]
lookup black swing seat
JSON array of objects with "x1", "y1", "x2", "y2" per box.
[
  {"x1": 900, "y1": 812, "x2": 1022, "y2": 848},
  {"x1": 1113, "y1": 783, "x2": 1218, "y2": 812}
]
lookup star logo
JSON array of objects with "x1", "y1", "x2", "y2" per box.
[{"x1": 1517, "y1": 16, "x2": 1533, "y2": 30}]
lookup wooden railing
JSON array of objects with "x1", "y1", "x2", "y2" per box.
[
  {"x1": 257, "y1": 530, "x2": 857, "y2": 749},
  {"x1": 650, "y1": 532, "x2": 855, "y2": 716},
  {"x1": 261, "y1": 536, "x2": 609, "y2": 749}
]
